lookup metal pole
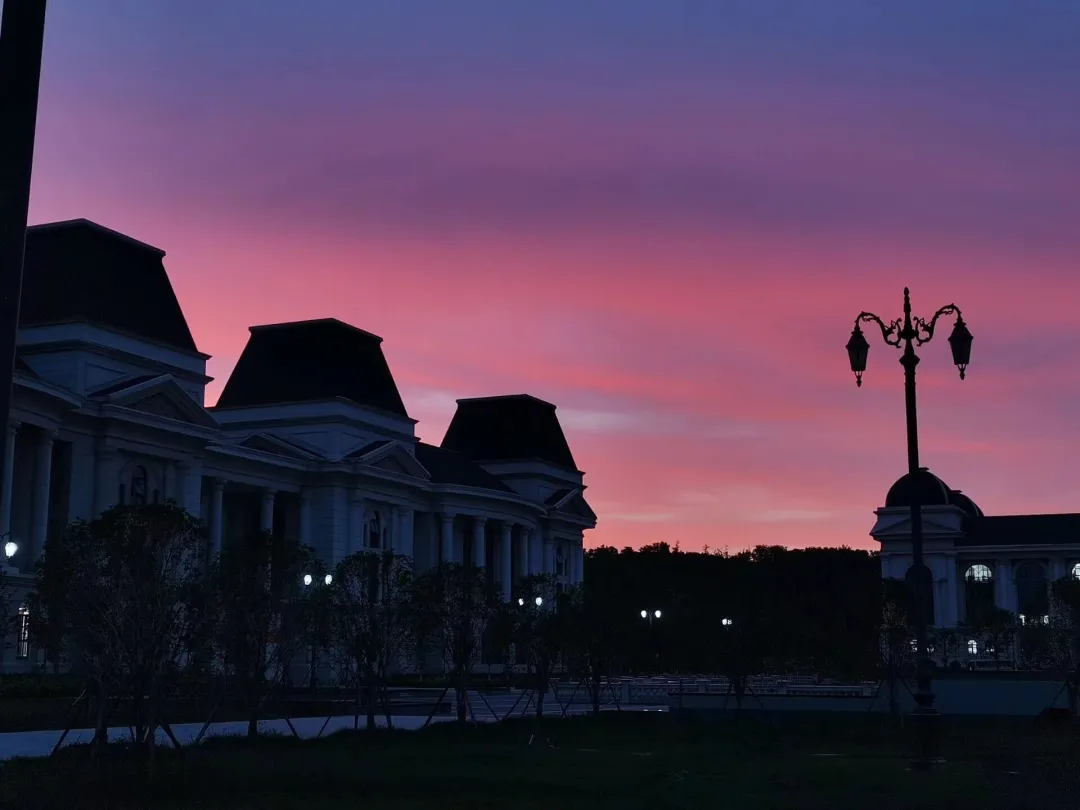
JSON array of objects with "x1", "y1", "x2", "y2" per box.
[
  {"x1": 899, "y1": 289, "x2": 941, "y2": 769},
  {"x1": 0, "y1": 0, "x2": 49, "y2": 518}
]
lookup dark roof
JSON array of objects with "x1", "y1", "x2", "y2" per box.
[
  {"x1": 885, "y1": 468, "x2": 951, "y2": 508},
  {"x1": 948, "y1": 490, "x2": 984, "y2": 518},
  {"x1": 215, "y1": 319, "x2": 409, "y2": 417},
  {"x1": 960, "y1": 514, "x2": 1080, "y2": 547},
  {"x1": 440, "y1": 394, "x2": 578, "y2": 470},
  {"x1": 21, "y1": 219, "x2": 199, "y2": 353},
  {"x1": 343, "y1": 439, "x2": 390, "y2": 460},
  {"x1": 414, "y1": 442, "x2": 514, "y2": 492}
]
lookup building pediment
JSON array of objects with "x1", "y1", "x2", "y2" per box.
[
  {"x1": 545, "y1": 487, "x2": 597, "y2": 524},
  {"x1": 91, "y1": 374, "x2": 219, "y2": 429},
  {"x1": 235, "y1": 432, "x2": 323, "y2": 460},
  {"x1": 870, "y1": 505, "x2": 966, "y2": 541},
  {"x1": 347, "y1": 440, "x2": 430, "y2": 480}
]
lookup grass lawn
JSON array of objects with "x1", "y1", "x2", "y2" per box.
[{"x1": 2, "y1": 711, "x2": 1078, "y2": 809}]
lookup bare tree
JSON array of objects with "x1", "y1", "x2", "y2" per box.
[
  {"x1": 410, "y1": 563, "x2": 500, "y2": 724},
  {"x1": 329, "y1": 550, "x2": 414, "y2": 730},
  {"x1": 28, "y1": 503, "x2": 208, "y2": 753},
  {"x1": 512, "y1": 574, "x2": 567, "y2": 718},
  {"x1": 208, "y1": 530, "x2": 318, "y2": 738}
]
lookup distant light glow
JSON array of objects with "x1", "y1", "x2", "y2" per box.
[{"x1": 303, "y1": 574, "x2": 313, "y2": 586}]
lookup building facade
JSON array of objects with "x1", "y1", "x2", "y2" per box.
[
  {"x1": 873, "y1": 467, "x2": 1080, "y2": 630},
  {"x1": 0, "y1": 219, "x2": 596, "y2": 669}
]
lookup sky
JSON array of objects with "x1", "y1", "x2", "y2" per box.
[{"x1": 15, "y1": 0, "x2": 1080, "y2": 552}]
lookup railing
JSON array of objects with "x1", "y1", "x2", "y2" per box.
[{"x1": 550, "y1": 676, "x2": 877, "y2": 705}]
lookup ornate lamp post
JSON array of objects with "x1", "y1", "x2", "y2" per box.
[{"x1": 846, "y1": 287, "x2": 973, "y2": 769}]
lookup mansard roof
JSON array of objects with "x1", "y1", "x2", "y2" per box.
[
  {"x1": 440, "y1": 394, "x2": 578, "y2": 471},
  {"x1": 414, "y1": 442, "x2": 514, "y2": 492},
  {"x1": 21, "y1": 219, "x2": 200, "y2": 353},
  {"x1": 215, "y1": 319, "x2": 409, "y2": 417}
]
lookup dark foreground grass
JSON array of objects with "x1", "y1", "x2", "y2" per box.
[{"x1": 2, "y1": 711, "x2": 1078, "y2": 810}]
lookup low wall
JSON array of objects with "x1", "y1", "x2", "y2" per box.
[{"x1": 670, "y1": 677, "x2": 1071, "y2": 716}]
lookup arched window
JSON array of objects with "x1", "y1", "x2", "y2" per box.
[
  {"x1": 1072, "y1": 562, "x2": 1080, "y2": 580},
  {"x1": 368, "y1": 510, "x2": 384, "y2": 549},
  {"x1": 964, "y1": 564, "x2": 996, "y2": 628},
  {"x1": 130, "y1": 466, "x2": 148, "y2": 505},
  {"x1": 965, "y1": 564, "x2": 993, "y2": 582},
  {"x1": 1015, "y1": 561, "x2": 1048, "y2": 619},
  {"x1": 966, "y1": 639, "x2": 978, "y2": 655}
]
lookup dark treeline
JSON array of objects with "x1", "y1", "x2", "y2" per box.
[{"x1": 583, "y1": 542, "x2": 882, "y2": 680}]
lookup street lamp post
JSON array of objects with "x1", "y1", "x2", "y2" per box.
[
  {"x1": 846, "y1": 287, "x2": 973, "y2": 769},
  {"x1": 0, "y1": 1, "x2": 49, "y2": 515},
  {"x1": 639, "y1": 609, "x2": 662, "y2": 674}
]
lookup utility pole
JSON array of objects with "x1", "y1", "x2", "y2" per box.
[{"x1": 0, "y1": 0, "x2": 49, "y2": 518}]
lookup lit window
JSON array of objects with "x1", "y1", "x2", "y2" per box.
[
  {"x1": 965, "y1": 564, "x2": 993, "y2": 582},
  {"x1": 1072, "y1": 563, "x2": 1080, "y2": 580},
  {"x1": 1042, "y1": 615, "x2": 1050, "y2": 625},
  {"x1": 16, "y1": 606, "x2": 29, "y2": 660},
  {"x1": 967, "y1": 639, "x2": 978, "y2": 655},
  {"x1": 1018, "y1": 614, "x2": 1026, "y2": 626}
]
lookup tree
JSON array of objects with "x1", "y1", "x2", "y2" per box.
[
  {"x1": 1049, "y1": 578, "x2": 1080, "y2": 715},
  {"x1": 208, "y1": 530, "x2": 317, "y2": 738},
  {"x1": 878, "y1": 587, "x2": 913, "y2": 718},
  {"x1": 329, "y1": 550, "x2": 414, "y2": 730},
  {"x1": 28, "y1": 503, "x2": 208, "y2": 752},
  {"x1": 410, "y1": 563, "x2": 500, "y2": 724},
  {"x1": 512, "y1": 574, "x2": 568, "y2": 718},
  {"x1": 563, "y1": 581, "x2": 630, "y2": 715}
]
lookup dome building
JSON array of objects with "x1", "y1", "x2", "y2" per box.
[{"x1": 872, "y1": 468, "x2": 1080, "y2": 630}]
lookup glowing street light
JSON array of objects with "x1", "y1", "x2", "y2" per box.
[
  {"x1": 722, "y1": 617, "x2": 733, "y2": 626},
  {"x1": 535, "y1": 596, "x2": 543, "y2": 607},
  {"x1": 303, "y1": 574, "x2": 313, "y2": 586},
  {"x1": 4, "y1": 540, "x2": 16, "y2": 559},
  {"x1": 324, "y1": 574, "x2": 333, "y2": 586}
]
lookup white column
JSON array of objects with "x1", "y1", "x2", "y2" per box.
[
  {"x1": 180, "y1": 459, "x2": 204, "y2": 517},
  {"x1": 525, "y1": 527, "x2": 539, "y2": 575},
  {"x1": 397, "y1": 505, "x2": 414, "y2": 557},
  {"x1": 995, "y1": 560, "x2": 1013, "y2": 613},
  {"x1": 0, "y1": 421, "x2": 19, "y2": 536},
  {"x1": 260, "y1": 488, "x2": 276, "y2": 534},
  {"x1": 472, "y1": 517, "x2": 487, "y2": 569},
  {"x1": 440, "y1": 514, "x2": 455, "y2": 563},
  {"x1": 94, "y1": 448, "x2": 124, "y2": 515},
  {"x1": 164, "y1": 462, "x2": 178, "y2": 503},
  {"x1": 500, "y1": 522, "x2": 513, "y2": 600},
  {"x1": 209, "y1": 479, "x2": 225, "y2": 558},
  {"x1": 1050, "y1": 558, "x2": 1066, "y2": 583},
  {"x1": 349, "y1": 493, "x2": 367, "y2": 554},
  {"x1": 30, "y1": 429, "x2": 55, "y2": 564},
  {"x1": 944, "y1": 555, "x2": 959, "y2": 628}
]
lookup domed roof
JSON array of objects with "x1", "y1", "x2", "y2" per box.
[
  {"x1": 948, "y1": 490, "x2": 983, "y2": 518},
  {"x1": 885, "y1": 468, "x2": 952, "y2": 508}
]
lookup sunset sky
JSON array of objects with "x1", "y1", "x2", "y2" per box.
[{"x1": 20, "y1": 0, "x2": 1080, "y2": 552}]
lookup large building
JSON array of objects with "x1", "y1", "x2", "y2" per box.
[
  {"x1": 872, "y1": 467, "x2": 1080, "y2": 629},
  {"x1": 0, "y1": 219, "x2": 596, "y2": 666}
]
